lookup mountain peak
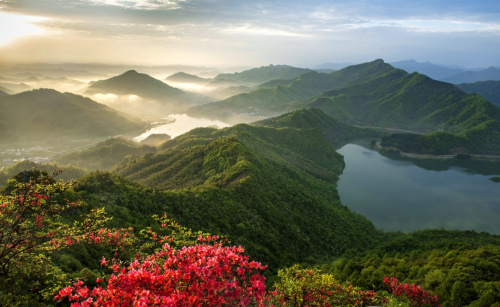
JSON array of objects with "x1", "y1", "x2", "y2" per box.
[{"x1": 123, "y1": 69, "x2": 139, "y2": 75}]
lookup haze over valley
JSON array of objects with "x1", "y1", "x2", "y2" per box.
[{"x1": 2, "y1": 1, "x2": 500, "y2": 306}]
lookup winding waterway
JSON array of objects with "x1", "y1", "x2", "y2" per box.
[{"x1": 337, "y1": 140, "x2": 500, "y2": 234}]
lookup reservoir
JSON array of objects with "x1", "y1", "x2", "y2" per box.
[
  {"x1": 337, "y1": 140, "x2": 500, "y2": 234},
  {"x1": 135, "y1": 114, "x2": 230, "y2": 141}
]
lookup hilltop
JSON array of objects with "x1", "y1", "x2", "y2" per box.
[
  {"x1": 188, "y1": 60, "x2": 395, "y2": 122},
  {"x1": 213, "y1": 64, "x2": 311, "y2": 85},
  {"x1": 85, "y1": 70, "x2": 210, "y2": 116}
]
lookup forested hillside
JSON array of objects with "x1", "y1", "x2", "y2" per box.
[
  {"x1": 106, "y1": 116, "x2": 379, "y2": 268},
  {"x1": 0, "y1": 89, "x2": 146, "y2": 141},
  {"x1": 189, "y1": 60, "x2": 396, "y2": 122}
]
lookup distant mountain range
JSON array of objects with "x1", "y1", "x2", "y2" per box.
[
  {"x1": 213, "y1": 64, "x2": 311, "y2": 85},
  {"x1": 86, "y1": 70, "x2": 186, "y2": 100},
  {"x1": 188, "y1": 60, "x2": 396, "y2": 122},
  {"x1": 456, "y1": 80, "x2": 500, "y2": 107},
  {"x1": 390, "y1": 60, "x2": 464, "y2": 81},
  {"x1": 85, "y1": 70, "x2": 211, "y2": 116},
  {"x1": 0, "y1": 88, "x2": 146, "y2": 141},
  {"x1": 165, "y1": 65, "x2": 312, "y2": 100},
  {"x1": 165, "y1": 72, "x2": 210, "y2": 85},
  {"x1": 443, "y1": 67, "x2": 500, "y2": 84},
  {"x1": 390, "y1": 59, "x2": 500, "y2": 84}
]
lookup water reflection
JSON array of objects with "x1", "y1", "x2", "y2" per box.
[
  {"x1": 337, "y1": 140, "x2": 500, "y2": 234},
  {"x1": 134, "y1": 114, "x2": 230, "y2": 141}
]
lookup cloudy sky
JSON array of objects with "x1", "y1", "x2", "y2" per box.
[{"x1": 0, "y1": 0, "x2": 499, "y2": 68}]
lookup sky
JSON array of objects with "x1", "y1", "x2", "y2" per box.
[{"x1": 0, "y1": 0, "x2": 499, "y2": 68}]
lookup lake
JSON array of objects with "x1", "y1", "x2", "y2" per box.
[
  {"x1": 134, "y1": 114, "x2": 230, "y2": 141},
  {"x1": 337, "y1": 140, "x2": 500, "y2": 234}
]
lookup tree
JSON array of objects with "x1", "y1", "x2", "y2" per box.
[{"x1": 0, "y1": 169, "x2": 133, "y2": 305}]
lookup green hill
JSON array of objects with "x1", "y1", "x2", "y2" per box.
[
  {"x1": 0, "y1": 89, "x2": 146, "y2": 141},
  {"x1": 213, "y1": 64, "x2": 311, "y2": 85},
  {"x1": 457, "y1": 80, "x2": 500, "y2": 107},
  {"x1": 85, "y1": 70, "x2": 209, "y2": 115},
  {"x1": 55, "y1": 137, "x2": 157, "y2": 171},
  {"x1": 165, "y1": 72, "x2": 209, "y2": 84},
  {"x1": 254, "y1": 108, "x2": 380, "y2": 146},
  {"x1": 97, "y1": 113, "x2": 380, "y2": 268},
  {"x1": 86, "y1": 70, "x2": 186, "y2": 99},
  {"x1": 188, "y1": 60, "x2": 399, "y2": 122},
  {"x1": 305, "y1": 61, "x2": 500, "y2": 154}
]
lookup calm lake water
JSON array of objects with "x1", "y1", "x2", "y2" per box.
[
  {"x1": 134, "y1": 114, "x2": 230, "y2": 141},
  {"x1": 337, "y1": 141, "x2": 500, "y2": 234}
]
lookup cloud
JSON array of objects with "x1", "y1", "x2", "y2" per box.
[
  {"x1": 86, "y1": 0, "x2": 187, "y2": 10},
  {"x1": 0, "y1": 0, "x2": 499, "y2": 67}
]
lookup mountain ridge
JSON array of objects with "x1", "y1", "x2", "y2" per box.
[{"x1": 0, "y1": 88, "x2": 146, "y2": 141}]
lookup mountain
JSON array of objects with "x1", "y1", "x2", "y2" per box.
[
  {"x1": 314, "y1": 62, "x2": 354, "y2": 70},
  {"x1": 139, "y1": 133, "x2": 172, "y2": 146},
  {"x1": 309, "y1": 65, "x2": 500, "y2": 134},
  {"x1": 0, "y1": 88, "x2": 146, "y2": 141},
  {"x1": 390, "y1": 59, "x2": 464, "y2": 81},
  {"x1": 188, "y1": 59, "x2": 399, "y2": 122},
  {"x1": 0, "y1": 88, "x2": 8, "y2": 96},
  {"x1": 443, "y1": 66, "x2": 500, "y2": 84},
  {"x1": 86, "y1": 70, "x2": 186, "y2": 99},
  {"x1": 85, "y1": 70, "x2": 210, "y2": 116},
  {"x1": 106, "y1": 110, "x2": 381, "y2": 268},
  {"x1": 165, "y1": 72, "x2": 209, "y2": 84},
  {"x1": 55, "y1": 137, "x2": 157, "y2": 171},
  {"x1": 0, "y1": 82, "x2": 31, "y2": 94},
  {"x1": 302, "y1": 61, "x2": 500, "y2": 154},
  {"x1": 253, "y1": 108, "x2": 380, "y2": 146},
  {"x1": 456, "y1": 80, "x2": 500, "y2": 107},
  {"x1": 213, "y1": 64, "x2": 311, "y2": 85}
]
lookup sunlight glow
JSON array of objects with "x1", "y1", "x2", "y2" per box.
[{"x1": 0, "y1": 11, "x2": 48, "y2": 46}]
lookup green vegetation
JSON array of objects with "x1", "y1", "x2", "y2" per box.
[
  {"x1": 55, "y1": 137, "x2": 157, "y2": 171},
  {"x1": 0, "y1": 160, "x2": 87, "y2": 187},
  {"x1": 3, "y1": 61, "x2": 500, "y2": 305},
  {"x1": 254, "y1": 108, "x2": 381, "y2": 146},
  {"x1": 0, "y1": 88, "x2": 146, "y2": 141},
  {"x1": 190, "y1": 60, "x2": 396, "y2": 121},
  {"x1": 381, "y1": 132, "x2": 468, "y2": 155},
  {"x1": 321, "y1": 229, "x2": 500, "y2": 307},
  {"x1": 457, "y1": 80, "x2": 500, "y2": 107},
  {"x1": 213, "y1": 64, "x2": 311, "y2": 85},
  {"x1": 104, "y1": 119, "x2": 378, "y2": 269},
  {"x1": 490, "y1": 176, "x2": 500, "y2": 183}
]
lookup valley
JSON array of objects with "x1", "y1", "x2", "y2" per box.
[{"x1": 1, "y1": 59, "x2": 500, "y2": 307}]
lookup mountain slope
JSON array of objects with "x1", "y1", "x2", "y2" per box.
[
  {"x1": 390, "y1": 59, "x2": 464, "y2": 80},
  {"x1": 85, "y1": 70, "x2": 209, "y2": 116},
  {"x1": 444, "y1": 66, "x2": 500, "y2": 84},
  {"x1": 106, "y1": 116, "x2": 380, "y2": 268},
  {"x1": 165, "y1": 72, "x2": 209, "y2": 84},
  {"x1": 309, "y1": 68, "x2": 500, "y2": 134},
  {"x1": 86, "y1": 70, "x2": 185, "y2": 99},
  {"x1": 457, "y1": 80, "x2": 500, "y2": 107},
  {"x1": 253, "y1": 108, "x2": 380, "y2": 146},
  {"x1": 189, "y1": 59, "x2": 397, "y2": 122},
  {"x1": 213, "y1": 64, "x2": 311, "y2": 85},
  {"x1": 0, "y1": 88, "x2": 146, "y2": 141}
]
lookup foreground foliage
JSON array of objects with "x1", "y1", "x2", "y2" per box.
[{"x1": 0, "y1": 170, "x2": 135, "y2": 305}]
